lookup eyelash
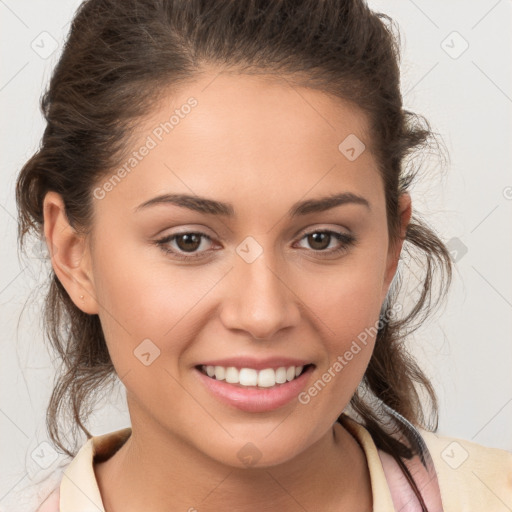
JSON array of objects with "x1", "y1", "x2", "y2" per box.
[{"x1": 154, "y1": 229, "x2": 356, "y2": 261}]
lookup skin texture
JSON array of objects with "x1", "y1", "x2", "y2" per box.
[{"x1": 43, "y1": 70, "x2": 411, "y2": 511}]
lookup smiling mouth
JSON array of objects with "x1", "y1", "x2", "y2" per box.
[{"x1": 196, "y1": 364, "x2": 314, "y2": 389}]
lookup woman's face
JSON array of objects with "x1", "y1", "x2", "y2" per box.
[{"x1": 59, "y1": 71, "x2": 409, "y2": 467}]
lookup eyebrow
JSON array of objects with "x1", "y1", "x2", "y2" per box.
[{"x1": 133, "y1": 191, "x2": 370, "y2": 217}]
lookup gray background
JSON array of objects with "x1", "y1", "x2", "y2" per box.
[{"x1": 1, "y1": 0, "x2": 511, "y2": 505}]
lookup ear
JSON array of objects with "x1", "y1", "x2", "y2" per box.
[
  {"x1": 43, "y1": 191, "x2": 99, "y2": 314},
  {"x1": 381, "y1": 193, "x2": 412, "y2": 302}
]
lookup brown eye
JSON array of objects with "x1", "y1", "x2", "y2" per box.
[
  {"x1": 306, "y1": 232, "x2": 331, "y2": 251},
  {"x1": 155, "y1": 232, "x2": 214, "y2": 260},
  {"x1": 296, "y1": 230, "x2": 356, "y2": 258},
  {"x1": 174, "y1": 233, "x2": 203, "y2": 252}
]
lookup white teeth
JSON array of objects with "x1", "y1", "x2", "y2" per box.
[
  {"x1": 201, "y1": 364, "x2": 307, "y2": 388},
  {"x1": 225, "y1": 366, "x2": 239, "y2": 383},
  {"x1": 275, "y1": 367, "x2": 287, "y2": 384},
  {"x1": 214, "y1": 365, "x2": 225, "y2": 380},
  {"x1": 258, "y1": 368, "x2": 276, "y2": 388},
  {"x1": 239, "y1": 368, "x2": 258, "y2": 386}
]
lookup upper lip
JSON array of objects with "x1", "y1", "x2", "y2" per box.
[{"x1": 195, "y1": 357, "x2": 313, "y2": 371}]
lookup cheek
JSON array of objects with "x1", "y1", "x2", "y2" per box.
[
  {"x1": 90, "y1": 237, "x2": 202, "y2": 370},
  {"x1": 302, "y1": 250, "x2": 387, "y2": 389},
  {"x1": 91, "y1": 247, "x2": 208, "y2": 422},
  {"x1": 309, "y1": 249, "x2": 388, "y2": 339}
]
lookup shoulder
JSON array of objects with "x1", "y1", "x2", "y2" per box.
[
  {"x1": 35, "y1": 486, "x2": 60, "y2": 512},
  {"x1": 378, "y1": 439, "x2": 444, "y2": 511},
  {"x1": 419, "y1": 428, "x2": 512, "y2": 511},
  {"x1": 0, "y1": 466, "x2": 66, "y2": 512},
  {"x1": 2, "y1": 429, "x2": 130, "y2": 512}
]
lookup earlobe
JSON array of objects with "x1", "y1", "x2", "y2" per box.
[{"x1": 43, "y1": 191, "x2": 98, "y2": 314}]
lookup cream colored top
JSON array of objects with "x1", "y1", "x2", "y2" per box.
[{"x1": 32, "y1": 415, "x2": 512, "y2": 511}]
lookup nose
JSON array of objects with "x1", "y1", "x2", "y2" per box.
[{"x1": 219, "y1": 251, "x2": 301, "y2": 340}]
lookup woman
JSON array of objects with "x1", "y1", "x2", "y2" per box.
[{"x1": 13, "y1": 0, "x2": 511, "y2": 510}]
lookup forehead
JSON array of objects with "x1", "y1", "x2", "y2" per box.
[
  {"x1": 149, "y1": 70, "x2": 373, "y2": 156},
  {"x1": 95, "y1": 71, "x2": 382, "y2": 215}
]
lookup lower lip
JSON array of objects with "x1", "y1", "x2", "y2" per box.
[{"x1": 194, "y1": 366, "x2": 314, "y2": 413}]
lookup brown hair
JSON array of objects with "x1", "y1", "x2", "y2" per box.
[{"x1": 15, "y1": 0, "x2": 452, "y2": 508}]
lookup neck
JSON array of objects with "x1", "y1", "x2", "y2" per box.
[{"x1": 95, "y1": 417, "x2": 372, "y2": 512}]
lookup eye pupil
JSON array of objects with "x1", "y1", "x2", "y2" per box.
[
  {"x1": 308, "y1": 232, "x2": 330, "y2": 250},
  {"x1": 176, "y1": 233, "x2": 201, "y2": 252}
]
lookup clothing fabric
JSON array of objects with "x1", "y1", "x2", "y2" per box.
[{"x1": 20, "y1": 415, "x2": 512, "y2": 511}]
